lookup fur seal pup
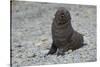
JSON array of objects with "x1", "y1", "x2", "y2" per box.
[{"x1": 47, "y1": 7, "x2": 84, "y2": 56}]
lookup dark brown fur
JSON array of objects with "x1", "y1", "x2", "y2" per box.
[{"x1": 47, "y1": 7, "x2": 84, "y2": 56}]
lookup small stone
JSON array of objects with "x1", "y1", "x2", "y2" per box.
[
  {"x1": 68, "y1": 50, "x2": 73, "y2": 53},
  {"x1": 76, "y1": 13, "x2": 79, "y2": 16},
  {"x1": 16, "y1": 45, "x2": 22, "y2": 48},
  {"x1": 32, "y1": 54, "x2": 37, "y2": 58}
]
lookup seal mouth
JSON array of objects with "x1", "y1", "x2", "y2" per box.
[{"x1": 58, "y1": 15, "x2": 67, "y2": 25}]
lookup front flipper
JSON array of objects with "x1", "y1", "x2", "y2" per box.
[
  {"x1": 57, "y1": 48, "x2": 65, "y2": 56},
  {"x1": 47, "y1": 43, "x2": 57, "y2": 55}
]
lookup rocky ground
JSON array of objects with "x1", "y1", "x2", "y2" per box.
[{"x1": 11, "y1": 1, "x2": 97, "y2": 67}]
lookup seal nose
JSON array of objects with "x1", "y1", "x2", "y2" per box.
[
  {"x1": 61, "y1": 15, "x2": 64, "y2": 17},
  {"x1": 61, "y1": 13, "x2": 64, "y2": 18}
]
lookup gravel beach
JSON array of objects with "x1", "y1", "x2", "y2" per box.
[{"x1": 11, "y1": 1, "x2": 97, "y2": 67}]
